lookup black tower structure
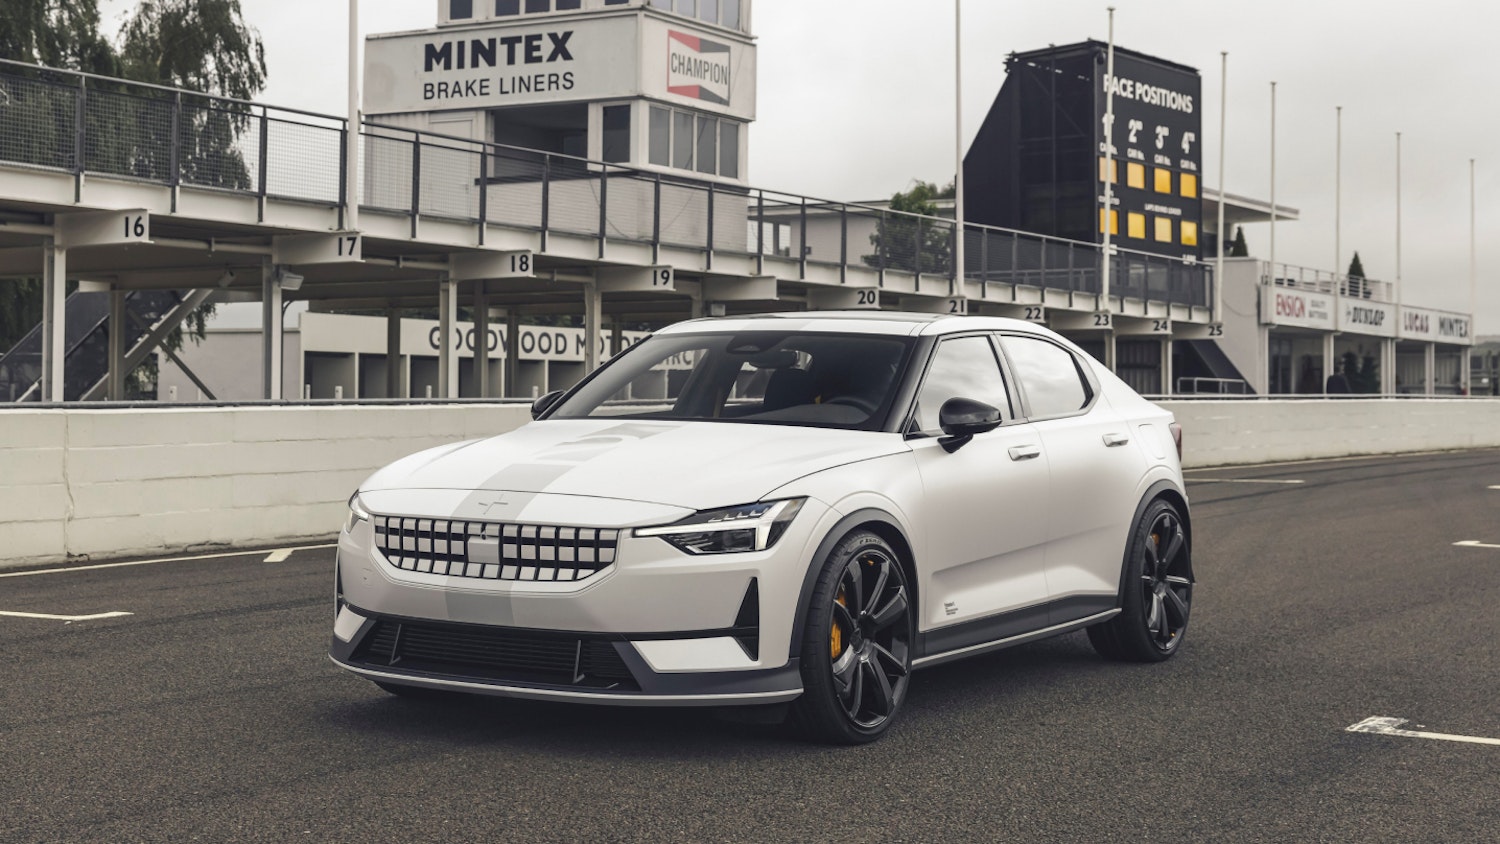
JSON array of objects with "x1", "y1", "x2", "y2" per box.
[{"x1": 964, "y1": 41, "x2": 1205, "y2": 300}]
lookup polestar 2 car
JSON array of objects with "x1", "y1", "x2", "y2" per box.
[{"x1": 330, "y1": 312, "x2": 1194, "y2": 743}]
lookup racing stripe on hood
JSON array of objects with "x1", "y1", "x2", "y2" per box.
[{"x1": 475, "y1": 421, "x2": 680, "y2": 493}]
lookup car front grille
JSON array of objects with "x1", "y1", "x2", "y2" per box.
[
  {"x1": 353, "y1": 617, "x2": 637, "y2": 690},
  {"x1": 373, "y1": 514, "x2": 619, "y2": 583}
]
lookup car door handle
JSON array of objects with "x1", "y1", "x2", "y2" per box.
[
  {"x1": 1102, "y1": 433, "x2": 1130, "y2": 447},
  {"x1": 1008, "y1": 445, "x2": 1041, "y2": 461}
]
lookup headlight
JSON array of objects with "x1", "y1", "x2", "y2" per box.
[
  {"x1": 635, "y1": 499, "x2": 804, "y2": 555},
  {"x1": 344, "y1": 492, "x2": 371, "y2": 534}
]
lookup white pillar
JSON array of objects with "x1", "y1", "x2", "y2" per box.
[
  {"x1": 437, "y1": 275, "x2": 458, "y2": 399},
  {"x1": 385, "y1": 307, "x2": 401, "y2": 398},
  {"x1": 1381, "y1": 339, "x2": 1396, "y2": 395},
  {"x1": 474, "y1": 285, "x2": 490, "y2": 398},
  {"x1": 583, "y1": 280, "x2": 602, "y2": 373},
  {"x1": 261, "y1": 261, "x2": 283, "y2": 400},
  {"x1": 1101, "y1": 8, "x2": 1117, "y2": 310},
  {"x1": 1423, "y1": 342, "x2": 1435, "y2": 396},
  {"x1": 1214, "y1": 51, "x2": 1227, "y2": 325},
  {"x1": 40, "y1": 243, "x2": 66, "y2": 402},
  {"x1": 345, "y1": 0, "x2": 360, "y2": 232},
  {"x1": 108, "y1": 286, "x2": 126, "y2": 401},
  {"x1": 1322, "y1": 333, "x2": 1336, "y2": 393}
]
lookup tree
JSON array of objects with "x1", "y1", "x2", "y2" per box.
[
  {"x1": 0, "y1": 0, "x2": 117, "y2": 74},
  {"x1": 1229, "y1": 226, "x2": 1249, "y2": 257},
  {"x1": 0, "y1": 0, "x2": 266, "y2": 392},
  {"x1": 863, "y1": 180, "x2": 955, "y2": 275},
  {"x1": 1345, "y1": 251, "x2": 1369, "y2": 298}
]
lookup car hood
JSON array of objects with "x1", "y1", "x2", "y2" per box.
[{"x1": 362, "y1": 418, "x2": 906, "y2": 509}]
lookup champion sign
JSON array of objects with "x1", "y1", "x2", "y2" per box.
[{"x1": 668, "y1": 31, "x2": 731, "y2": 105}]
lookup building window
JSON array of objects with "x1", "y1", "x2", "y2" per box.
[
  {"x1": 648, "y1": 105, "x2": 743, "y2": 178},
  {"x1": 1181, "y1": 220, "x2": 1198, "y2": 247},
  {"x1": 649, "y1": 106, "x2": 671, "y2": 166},
  {"x1": 496, "y1": 0, "x2": 519, "y2": 14},
  {"x1": 1099, "y1": 208, "x2": 1118, "y2": 236},
  {"x1": 719, "y1": 121, "x2": 738, "y2": 178},
  {"x1": 1154, "y1": 217, "x2": 1172, "y2": 243},
  {"x1": 451, "y1": 0, "x2": 474, "y2": 19},
  {"x1": 673, "y1": 110, "x2": 695, "y2": 170},
  {"x1": 1153, "y1": 168, "x2": 1171, "y2": 194},
  {"x1": 650, "y1": 0, "x2": 746, "y2": 30},
  {"x1": 602, "y1": 105, "x2": 630, "y2": 163},
  {"x1": 695, "y1": 115, "x2": 717, "y2": 174},
  {"x1": 1127, "y1": 161, "x2": 1145, "y2": 190},
  {"x1": 525, "y1": 0, "x2": 549, "y2": 11},
  {"x1": 604, "y1": 0, "x2": 631, "y2": 4},
  {"x1": 557, "y1": 0, "x2": 582, "y2": 8},
  {"x1": 1127, "y1": 212, "x2": 1146, "y2": 240},
  {"x1": 1180, "y1": 172, "x2": 1198, "y2": 198}
]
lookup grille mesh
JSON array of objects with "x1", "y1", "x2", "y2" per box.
[
  {"x1": 353, "y1": 618, "x2": 637, "y2": 689},
  {"x1": 373, "y1": 514, "x2": 619, "y2": 583}
]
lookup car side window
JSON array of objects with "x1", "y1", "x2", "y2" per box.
[
  {"x1": 912, "y1": 336, "x2": 1012, "y2": 433},
  {"x1": 1000, "y1": 335, "x2": 1091, "y2": 419}
]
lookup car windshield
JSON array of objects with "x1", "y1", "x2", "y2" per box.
[{"x1": 549, "y1": 330, "x2": 914, "y2": 430}]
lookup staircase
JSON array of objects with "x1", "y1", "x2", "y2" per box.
[{"x1": 0, "y1": 289, "x2": 185, "y2": 402}]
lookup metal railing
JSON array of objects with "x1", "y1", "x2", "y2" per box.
[
  {"x1": 1262, "y1": 260, "x2": 1395, "y2": 303},
  {"x1": 0, "y1": 58, "x2": 1213, "y2": 310}
]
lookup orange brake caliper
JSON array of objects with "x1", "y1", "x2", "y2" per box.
[{"x1": 831, "y1": 589, "x2": 847, "y2": 659}]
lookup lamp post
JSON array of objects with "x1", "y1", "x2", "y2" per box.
[
  {"x1": 953, "y1": 0, "x2": 964, "y2": 300},
  {"x1": 346, "y1": 0, "x2": 360, "y2": 232},
  {"x1": 1268, "y1": 81, "x2": 1277, "y2": 287},
  {"x1": 1214, "y1": 51, "x2": 1226, "y2": 326},
  {"x1": 1101, "y1": 7, "x2": 1116, "y2": 315}
]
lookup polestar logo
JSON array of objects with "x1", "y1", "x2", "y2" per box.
[{"x1": 477, "y1": 495, "x2": 510, "y2": 517}]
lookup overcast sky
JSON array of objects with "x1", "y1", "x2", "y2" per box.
[{"x1": 99, "y1": 0, "x2": 1500, "y2": 332}]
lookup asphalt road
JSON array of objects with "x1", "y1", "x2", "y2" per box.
[{"x1": 3, "y1": 450, "x2": 1498, "y2": 843}]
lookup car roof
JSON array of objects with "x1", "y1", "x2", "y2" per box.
[{"x1": 655, "y1": 311, "x2": 1054, "y2": 338}]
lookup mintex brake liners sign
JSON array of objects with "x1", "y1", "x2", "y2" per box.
[{"x1": 668, "y1": 30, "x2": 731, "y2": 105}]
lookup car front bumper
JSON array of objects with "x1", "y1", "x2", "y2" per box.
[{"x1": 329, "y1": 490, "x2": 834, "y2": 706}]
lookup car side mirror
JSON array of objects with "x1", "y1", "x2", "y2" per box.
[
  {"x1": 938, "y1": 397, "x2": 1001, "y2": 453},
  {"x1": 531, "y1": 390, "x2": 565, "y2": 420}
]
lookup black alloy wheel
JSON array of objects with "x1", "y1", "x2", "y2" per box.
[
  {"x1": 1088, "y1": 499, "x2": 1193, "y2": 662},
  {"x1": 791, "y1": 530, "x2": 914, "y2": 744}
]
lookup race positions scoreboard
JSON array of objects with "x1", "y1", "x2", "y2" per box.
[{"x1": 1095, "y1": 47, "x2": 1203, "y2": 260}]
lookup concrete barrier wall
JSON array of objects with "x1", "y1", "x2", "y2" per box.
[
  {"x1": 1163, "y1": 399, "x2": 1500, "y2": 468},
  {"x1": 2, "y1": 399, "x2": 1497, "y2": 569},
  {"x1": 1, "y1": 404, "x2": 532, "y2": 569}
]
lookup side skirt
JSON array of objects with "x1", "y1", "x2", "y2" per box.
[{"x1": 912, "y1": 609, "x2": 1121, "y2": 670}]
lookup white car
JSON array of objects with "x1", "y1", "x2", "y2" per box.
[{"x1": 330, "y1": 313, "x2": 1193, "y2": 743}]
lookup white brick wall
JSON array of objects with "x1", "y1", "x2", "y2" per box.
[{"x1": 1, "y1": 399, "x2": 1497, "y2": 569}]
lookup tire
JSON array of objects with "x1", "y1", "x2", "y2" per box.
[
  {"x1": 789, "y1": 530, "x2": 915, "y2": 744},
  {"x1": 1088, "y1": 498, "x2": 1193, "y2": 663}
]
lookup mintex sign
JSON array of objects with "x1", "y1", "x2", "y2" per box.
[
  {"x1": 667, "y1": 31, "x2": 732, "y2": 105},
  {"x1": 1261, "y1": 287, "x2": 1333, "y2": 330},
  {"x1": 1399, "y1": 306, "x2": 1474, "y2": 345},
  {"x1": 363, "y1": 16, "x2": 638, "y2": 114}
]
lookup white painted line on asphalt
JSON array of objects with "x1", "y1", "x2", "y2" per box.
[
  {"x1": 0, "y1": 610, "x2": 132, "y2": 622},
  {"x1": 1347, "y1": 716, "x2": 1500, "y2": 747},
  {"x1": 1489, "y1": 485, "x2": 1500, "y2": 490},
  {"x1": 263, "y1": 548, "x2": 293, "y2": 563},
  {"x1": 1190, "y1": 478, "x2": 1306, "y2": 485},
  {"x1": 0, "y1": 543, "x2": 337, "y2": 579},
  {"x1": 1454, "y1": 540, "x2": 1500, "y2": 550}
]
